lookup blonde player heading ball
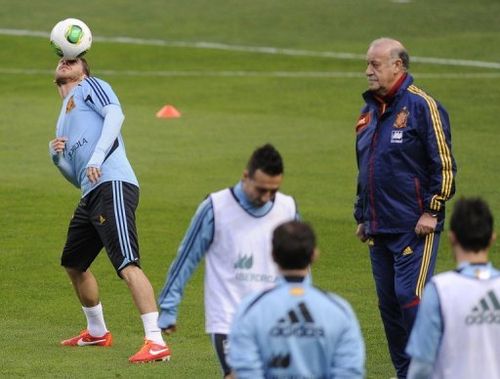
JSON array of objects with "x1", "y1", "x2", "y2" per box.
[{"x1": 48, "y1": 18, "x2": 170, "y2": 363}]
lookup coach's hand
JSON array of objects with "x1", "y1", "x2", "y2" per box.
[
  {"x1": 415, "y1": 212, "x2": 437, "y2": 237},
  {"x1": 162, "y1": 324, "x2": 177, "y2": 335},
  {"x1": 356, "y1": 223, "x2": 369, "y2": 242},
  {"x1": 86, "y1": 166, "x2": 101, "y2": 184}
]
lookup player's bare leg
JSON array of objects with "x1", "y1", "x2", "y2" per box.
[
  {"x1": 61, "y1": 267, "x2": 111, "y2": 346},
  {"x1": 121, "y1": 265, "x2": 171, "y2": 363},
  {"x1": 66, "y1": 267, "x2": 99, "y2": 307},
  {"x1": 120, "y1": 265, "x2": 157, "y2": 314}
]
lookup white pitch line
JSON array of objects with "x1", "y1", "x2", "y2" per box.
[
  {"x1": 1, "y1": 67, "x2": 500, "y2": 79},
  {"x1": 1, "y1": 28, "x2": 500, "y2": 70}
]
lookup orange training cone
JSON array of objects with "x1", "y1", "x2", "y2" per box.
[{"x1": 156, "y1": 105, "x2": 181, "y2": 119}]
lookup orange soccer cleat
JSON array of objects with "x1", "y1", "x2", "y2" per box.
[
  {"x1": 129, "y1": 339, "x2": 171, "y2": 363},
  {"x1": 61, "y1": 329, "x2": 112, "y2": 347}
]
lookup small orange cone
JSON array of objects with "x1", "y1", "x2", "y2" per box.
[{"x1": 156, "y1": 105, "x2": 181, "y2": 119}]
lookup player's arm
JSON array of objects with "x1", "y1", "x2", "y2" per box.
[
  {"x1": 228, "y1": 302, "x2": 265, "y2": 378},
  {"x1": 406, "y1": 282, "x2": 442, "y2": 378},
  {"x1": 86, "y1": 103, "x2": 124, "y2": 183},
  {"x1": 330, "y1": 297, "x2": 366, "y2": 379},
  {"x1": 157, "y1": 197, "x2": 214, "y2": 332},
  {"x1": 414, "y1": 102, "x2": 456, "y2": 236},
  {"x1": 353, "y1": 142, "x2": 368, "y2": 242},
  {"x1": 49, "y1": 138, "x2": 79, "y2": 188},
  {"x1": 407, "y1": 358, "x2": 433, "y2": 379},
  {"x1": 422, "y1": 101, "x2": 456, "y2": 215},
  {"x1": 353, "y1": 168, "x2": 363, "y2": 226}
]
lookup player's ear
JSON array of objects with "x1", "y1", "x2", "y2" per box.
[
  {"x1": 311, "y1": 248, "x2": 319, "y2": 264},
  {"x1": 448, "y1": 231, "x2": 457, "y2": 246},
  {"x1": 489, "y1": 232, "x2": 497, "y2": 249},
  {"x1": 242, "y1": 169, "x2": 249, "y2": 180}
]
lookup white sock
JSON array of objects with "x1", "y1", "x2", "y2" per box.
[
  {"x1": 82, "y1": 303, "x2": 108, "y2": 337},
  {"x1": 141, "y1": 312, "x2": 165, "y2": 346}
]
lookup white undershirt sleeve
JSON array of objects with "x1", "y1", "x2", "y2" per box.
[{"x1": 86, "y1": 103, "x2": 124, "y2": 168}]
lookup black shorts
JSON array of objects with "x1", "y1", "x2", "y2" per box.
[{"x1": 61, "y1": 181, "x2": 140, "y2": 275}]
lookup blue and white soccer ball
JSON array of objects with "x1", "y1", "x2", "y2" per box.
[{"x1": 50, "y1": 18, "x2": 92, "y2": 59}]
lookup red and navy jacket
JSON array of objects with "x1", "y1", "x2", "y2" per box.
[{"x1": 354, "y1": 74, "x2": 456, "y2": 234}]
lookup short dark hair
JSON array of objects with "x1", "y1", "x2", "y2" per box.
[
  {"x1": 246, "y1": 143, "x2": 284, "y2": 177},
  {"x1": 272, "y1": 221, "x2": 316, "y2": 269},
  {"x1": 450, "y1": 197, "x2": 494, "y2": 252}
]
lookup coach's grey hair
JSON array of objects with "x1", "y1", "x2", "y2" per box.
[
  {"x1": 370, "y1": 37, "x2": 410, "y2": 71},
  {"x1": 395, "y1": 48, "x2": 410, "y2": 71}
]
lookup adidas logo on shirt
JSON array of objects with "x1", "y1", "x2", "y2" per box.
[
  {"x1": 269, "y1": 302, "x2": 325, "y2": 338},
  {"x1": 465, "y1": 290, "x2": 500, "y2": 325}
]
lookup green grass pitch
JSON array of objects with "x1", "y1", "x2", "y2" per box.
[{"x1": 1, "y1": 1, "x2": 499, "y2": 378}]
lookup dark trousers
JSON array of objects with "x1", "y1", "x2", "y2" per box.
[
  {"x1": 211, "y1": 333, "x2": 231, "y2": 378},
  {"x1": 369, "y1": 232, "x2": 440, "y2": 379}
]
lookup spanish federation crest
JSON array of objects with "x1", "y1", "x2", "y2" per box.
[
  {"x1": 66, "y1": 96, "x2": 75, "y2": 113},
  {"x1": 393, "y1": 106, "x2": 409, "y2": 129}
]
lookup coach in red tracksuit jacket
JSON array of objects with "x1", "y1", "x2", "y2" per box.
[{"x1": 354, "y1": 38, "x2": 456, "y2": 379}]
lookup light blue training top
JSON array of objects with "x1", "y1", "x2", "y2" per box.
[
  {"x1": 50, "y1": 76, "x2": 138, "y2": 196},
  {"x1": 406, "y1": 262, "x2": 500, "y2": 379},
  {"x1": 228, "y1": 276, "x2": 366, "y2": 379}
]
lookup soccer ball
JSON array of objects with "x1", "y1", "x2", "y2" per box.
[{"x1": 50, "y1": 18, "x2": 92, "y2": 59}]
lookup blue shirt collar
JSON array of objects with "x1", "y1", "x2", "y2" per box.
[
  {"x1": 457, "y1": 261, "x2": 491, "y2": 269},
  {"x1": 456, "y1": 261, "x2": 493, "y2": 278},
  {"x1": 232, "y1": 181, "x2": 274, "y2": 216},
  {"x1": 277, "y1": 274, "x2": 312, "y2": 286}
]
